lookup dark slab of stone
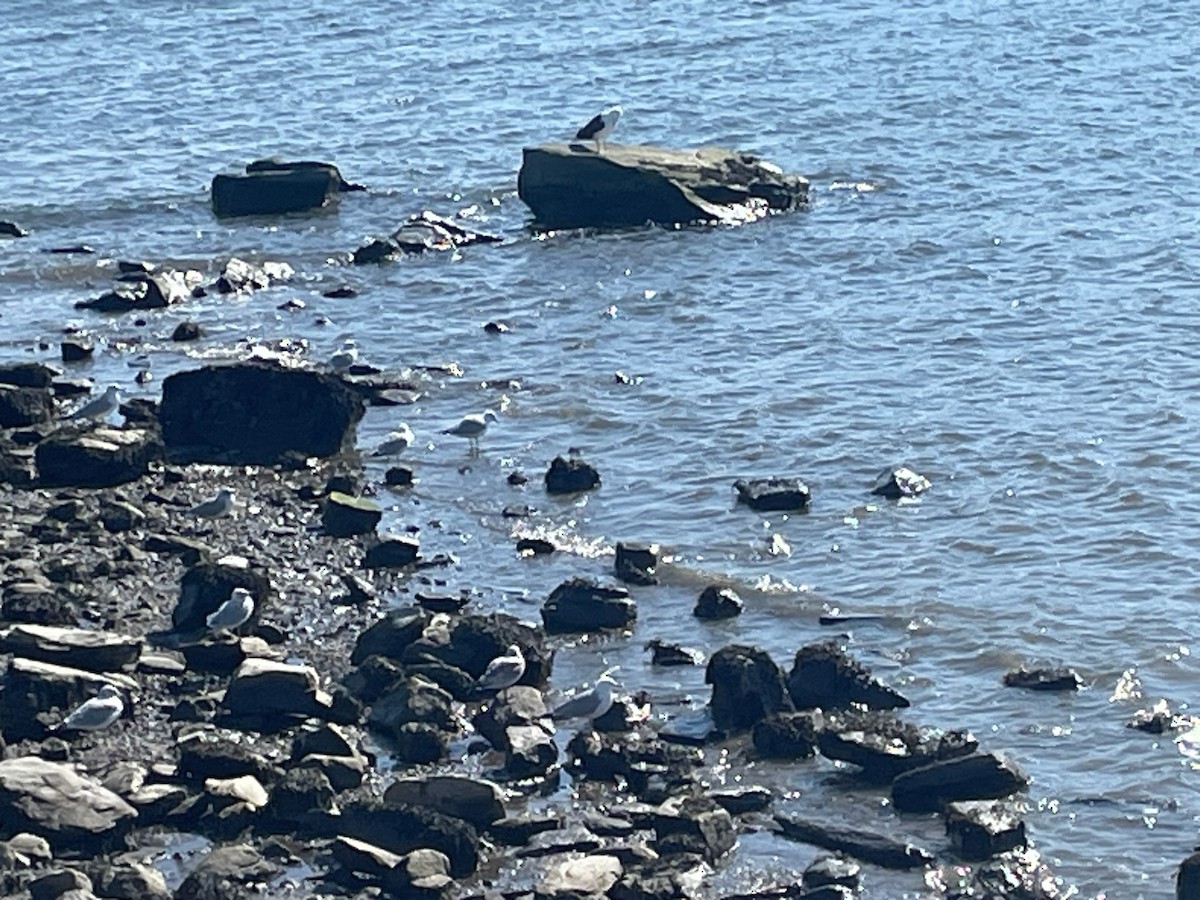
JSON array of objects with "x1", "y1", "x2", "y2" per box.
[
  {"x1": 0, "y1": 384, "x2": 53, "y2": 428},
  {"x1": 339, "y1": 797, "x2": 479, "y2": 876},
  {"x1": 1179, "y1": 849, "x2": 1200, "y2": 900},
  {"x1": 0, "y1": 625, "x2": 142, "y2": 673},
  {"x1": 173, "y1": 559, "x2": 270, "y2": 633},
  {"x1": 653, "y1": 796, "x2": 736, "y2": 862},
  {"x1": 944, "y1": 800, "x2": 1027, "y2": 861},
  {"x1": 0, "y1": 363, "x2": 57, "y2": 389},
  {"x1": 816, "y1": 710, "x2": 977, "y2": 783},
  {"x1": 541, "y1": 577, "x2": 636, "y2": 633},
  {"x1": 733, "y1": 477, "x2": 811, "y2": 512},
  {"x1": 0, "y1": 756, "x2": 137, "y2": 852},
  {"x1": 1002, "y1": 667, "x2": 1082, "y2": 691},
  {"x1": 0, "y1": 221, "x2": 28, "y2": 238},
  {"x1": 352, "y1": 212, "x2": 501, "y2": 263},
  {"x1": 774, "y1": 814, "x2": 933, "y2": 870},
  {"x1": 212, "y1": 159, "x2": 359, "y2": 217},
  {"x1": 323, "y1": 491, "x2": 382, "y2": 537},
  {"x1": 891, "y1": 752, "x2": 1029, "y2": 813},
  {"x1": 363, "y1": 536, "x2": 420, "y2": 569},
  {"x1": 614, "y1": 541, "x2": 658, "y2": 585},
  {"x1": 35, "y1": 427, "x2": 161, "y2": 488},
  {"x1": 752, "y1": 711, "x2": 820, "y2": 759},
  {"x1": 706, "y1": 644, "x2": 793, "y2": 732},
  {"x1": 787, "y1": 640, "x2": 909, "y2": 711},
  {"x1": 350, "y1": 609, "x2": 428, "y2": 666},
  {"x1": 694, "y1": 585, "x2": 743, "y2": 620}
]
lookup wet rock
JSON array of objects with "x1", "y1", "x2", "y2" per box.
[
  {"x1": 518, "y1": 536, "x2": 557, "y2": 555},
  {"x1": 614, "y1": 541, "x2": 658, "y2": 585},
  {"x1": 711, "y1": 785, "x2": 773, "y2": 815},
  {"x1": 1127, "y1": 702, "x2": 1178, "y2": 734},
  {"x1": 270, "y1": 766, "x2": 336, "y2": 824},
  {"x1": 694, "y1": 585, "x2": 743, "y2": 620},
  {"x1": 177, "y1": 732, "x2": 274, "y2": 781},
  {"x1": 77, "y1": 269, "x2": 191, "y2": 312},
  {"x1": 0, "y1": 362, "x2": 57, "y2": 389},
  {"x1": 0, "y1": 625, "x2": 142, "y2": 673},
  {"x1": 35, "y1": 427, "x2": 161, "y2": 488},
  {"x1": 891, "y1": 751, "x2": 1029, "y2": 813},
  {"x1": 816, "y1": 710, "x2": 977, "y2": 783},
  {"x1": 542, "y1": 576, "x2": 637, "y2": 633},
  {"x1": 472, "y1": 687, "x2": 558, "y2": 776},
  {"x1": 353, "y1": 212, "x2": 501, "y2": 262},
  {"x1": 518, "y1": 143, "x2": 808, "y2": 230},
  {"x1": 706, "y1": 644, "x2": 794, "y2": 732},
  {"x1": 653, "y1": 796, "x2": 736, "y2": 862},
  {"x1": 733, "y1": 477, "x2": 811, "y2": 512},
  {"x1": 0, "y1": 221, "x2": 28, "y2": 237},
  {"x1": 385, "y1": 465, "x2": 413, "y2": 487},
  {"x1": 384, "y1": 775, "x2": 506, "y2": 828},
  {"x1": 871, "y1": 466, "x2": 931, "y2": 499},
  {"x1": 544, "y1": 454, "x2": 601, "y2": 494},
  {"x1": 803, "y1": 855, "x2": 861, "y2": 895},
  {"x1": 786, "y1": 641, "x2": 909, "y2": 711},
  {"x1": 60, "y1": 340, "x2": 94, "y2": 362},
  {"x1": 1002, "y1": 667, "x2": 1082, "y2": 691},
  {"x1": 350, "y1": 608, "x2": 428, "y2": 665},
  {"x1": 363, "y1": 535, "x2": 420, "y2": 569},
  {"x1": 173, "y1": 559, "x2": 270, "y2": 634},
  {"x1": 594, "y1": 692, "x2": 651, "y2": 733},
  {"x1": 175, "y1": 844, "x2": 274, "y2": 900},
  {"x1": 0, "y1": 756, "x2": 137, "y2": 851},
  {"x1": 172, "y1": 321, "x2": 203, "y2": 342},
  {"x1": 368, "y1": 674, "x2": 455, "y2": 734},
  {"x1": 774, "y1": 814, "x2": 933, "y2": 870},
  {"x1": 98, "y1": 499, "x2": 145, "y2": 532},
  {"x1": 538, "y1": 854, "x2": 623, "y2": 898},
  {"x1": 752, "y1": 711, "x2": 821, "y2": 759},
  {"x1": 944, "y1": 799, "x2": 1027, "y2": 861},
  {"x1": 86, "y1": 861, "x2": 170, "y2": 900},
  {"x1": 391, "y1": 722, "x2": 449, "y2": 764},
  {"x1": 1179, "y1": 848, "x2": 1200, "y2": 900},
  {"x1": 29, "y1": 868, "x2": 93, "y2": 900},
  {"x1": 566, "y1": 731, "x2": 702, "y2": 796},
  {"x1": 943, "y1": 848, "x2": 1063, "y2": 900},
  {"x1": 0, "y1": 384, "x2": 54, "y2": 428},
  {"x1": 211, "y1": 257, "x2": 294, "y2": 294},
  {"x1": 211, "y1": 159, "x2": 360, "y2": 217},
  {"x1": 1, "y1": 580, "x2": 73, "y2": 625},
  {"x1": 322, "y1": 491, "x2": 382, "y2": 536},
  {"x1": 221, "y1": 658, "x2": 331, "y2": 723},
  {"x1": 160, "y1": 362, "x2": 363, "y2": 465},
  {"x1": 646, "y1": 639, "x2": 703, "y2": 667},
  {"x1": 489, "y1": 812, "x2": 560, "y2": 845},
  {"x1": 295, "y1": 751, "x2": 366, "y2": 791},
  {"x1": 418, "y1": 612, "x2": 552, "y2": 688},
  {"x1": 340, "y1": 797, "x2": 479, "y2": 876}
]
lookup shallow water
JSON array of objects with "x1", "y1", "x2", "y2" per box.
[{"x1": 3, "y1": 0, "x2": 1200, "y2": 895}]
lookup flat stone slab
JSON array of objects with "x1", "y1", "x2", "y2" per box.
[
  {"x1": 0, "y1": 757, "x2": 137, "y2": 850},
  {"x1": 0, "y1": 624, "x2": 142, "y2": 673}
]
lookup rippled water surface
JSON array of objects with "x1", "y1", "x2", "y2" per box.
[{"x1": 3, "y1": 0, "x2": 1200, "y2": 895}]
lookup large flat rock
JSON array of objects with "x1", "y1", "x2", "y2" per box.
[{"x1": 0, "y1": 757, "x2": 137, "y2": 850}]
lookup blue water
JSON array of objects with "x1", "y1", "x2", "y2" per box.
[{"x1": 3, "y1": 0, "x2": 1200, "y2": 895}]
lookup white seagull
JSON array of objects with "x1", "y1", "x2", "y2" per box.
[
  {"x1": 330, "y1": 339, "x2": 358, "y2": 372},
  {"x1": 207, "y1": 586, "x2": 255, "y2": 633},
  {"x1": 575, "y1": 105, "x2": 622, "y2": 153},
  {"x1": 552, "y1": 673, "x2": 617, "y2": 723},
  {"x1": 65, "y1": 384, "x2": 120, "y2": 421},
  {"x1": 188, "y1": 488, "x2": 235, "y2": 519},
  {"x1": 475, "y1": 644, "x2": 526, "y2": 695},
  {"x1": 58, "y1": 684, "x2": 124, "y2": 732},
  {"x1": 442, "y1": 409, "x2": 499, "y2": 455},
  {"x1": 372, "y1": 423, "x2": 415, "y2": 457}
]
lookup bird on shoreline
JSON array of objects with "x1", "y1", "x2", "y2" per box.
[
  {"x1": 475, "y1": 643, "x2": 526, "y2": 695},
  {"x1": 552, "y1": 672, "x2": 617, "y2": 724},
  {"x1": 207, "y1": 586, "x2": 255, "y2": 634},
  {"x1": 65, "y1": 384, "x2": 120, "y2": 421},
  {"x1": 188, "y1": 488, "x2": 235, "y2": 519},
  {"x1": 575, "y1": 105, "x2": 623, "y2": 153},
  {"x1": 57, "y1": 684, "x2": 124, "y2": 733},
  {"x1": 330, "y1": 339, "x2": 358, "y2": 372},
  {"x1": 372, "y1": 423, "x2": 415, "y2": 457},
  {"x1": 442, "y1": 409, "x2": 499, "y2": 455}
]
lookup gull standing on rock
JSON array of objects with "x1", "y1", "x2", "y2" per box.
[
  {"x1": 188, "y1": 488, "x2": 235, "y2": 519},
  {"x1": 65, "y1": 384, "x2": 120, "y2": 421},
  {"x1": 57, "y1": 684, "x2": 124, "y2": 733},
  {"x1": 330, "y1": 339, "x2": 358, "y2": 372},
  {"x1": 372, "y1": 423, "x2": 415, "y2": 457},
  {"x1": 475, "y1": 644, "x2": 526, "y2": 695},
  {"x1": 207, "y1": 587, "x2": 255, "y2": 634},
  {"x1": 442, "y1": 409, "x2": 498, "y2": 456},
  {"x1": 552, "y1": 672, "x2": 617, "y2": 724},
  {"x1": 575, "y1": 105, "x2": 623, "y2": 153}
]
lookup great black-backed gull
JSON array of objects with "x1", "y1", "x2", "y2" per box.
[{"x1": 575, "y1": 105, "x2": 622, "y2": 152}]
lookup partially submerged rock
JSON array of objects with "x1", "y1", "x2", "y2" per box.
[
  {"x1": 352, "y1": 211, "x2": 501, "y2": 262},
  {"x1": 541, "y1": 577, "x2": 637, "y2": 633},
  {"x1": 706, "y1": 644, "x2": 794, "y2": 732},
  {"x1": 891, "y1": 751, "x2": 1029, "y2": 813},
  {"x1": 211, "y1": 159, "x2": 364, "y2": 217},
  {"x1": 518, "y1": 143, "x2": 808, "y2": 229},
  {"x1": 774, "y1": 814, "x2": 933, "y2": 870},
  {"x1": 733, "y1": 477, "x2": 811, "y2": 512},
  {"x1": 787, "y1": 641, "x2": 910, "y2": 712}
]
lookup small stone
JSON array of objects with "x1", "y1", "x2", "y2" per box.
[
  {"x1": 171, "y1": 321, "x2": 203, "y2": 342},
  {"x1": 694, "y1": 585, "x2": 743, "y2": 620}
]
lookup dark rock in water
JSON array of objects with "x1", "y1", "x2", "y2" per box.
[
  {"x1": 706, "y1": 644, "x2": 793, "y2": 732},
  {"x1": 0, "y1": 362, "x2": 57, "y2": 389},
  {"x1": 1127, "y1": 703, "x2": 1177, "y2": 734},
  {"x1": 614, "y1": 541, "x2": 658, "y2": 585},
  {"x1": 1179, "y1": 849, "x2": 1200, "y2": 900},
  {"x1": 213, "y1": 257, "x2": 293, "y2": 294},
  {"x1": 339, "y1": 797, "x2": 479, "y2": 876},
  {"x1": 45, "y1": 245, "x2": 95, "y2": 254},
  {"x1": 351, "y1": 609, "x2": 428, "y2": 665},
  {"x1": 944, "y1": 848, "x2": 1063, "y2": 900},
  {"x1": 517, "y1": 143, "x2": 808, "y2": 230},
  {"x1": 177, "y1": 732, "x2": 274, "y2": 781},
  {"x1": 488, "y1": 812, "x2": 561, "y2": 845},
  {"x1": 352, "y1": 238, "x2": 396, "y2": 265},
  {"x1": 363, "y1": 535, "x2": 420, "y2": 569},
  {"x1": 173, "y1": 559, "x2": 270, "y2": 634},
  {"x1": 60, "y1": 340, "x2": 94, "y2": 362},
  {"x1": 384, "y1": 775, "x2": 506, "y2": 828},
  {"x1": 891, "y1": 751, "x2": 1029, "y2": 813},
  {"x1": 733, "y1": 477, "x2": 811, "y2": 512},
  {"x1": 1003, "y1": 666, "x2": 1082, "y2": 691},
  {"x1": 517, "y1": 536, "x2": 556, "y2": 555},
  {"x1": 694, "y1": 584, "x2": 743, "y2": 620},
  {"x1": 172, "y1": 321, "x2": 203, "y2": 342},
  {"x1": 752, "y1": 711, "x2": 821, "y2": 759},
  {"x1": 88, "y1": 861, "x2": 170, "y2": 899},
  {"x1": 646, "y1": 639, "x2": 703, "y2": 667},
  {"x1": 817, "y1": 710, "x2": 977, "y2": 783},
  {"x1": 871, "y1": 466, "x2": 932, "y2": 499},
  {"x1": 324, "y1": 285, "x2": 357, "y2": 298},
  {"x1": 787, "y1": 640, "x2": 909, "y2": 711},
  {"x1": 419, "y1": 612, "x2": 552, "y2": 686},
  {"x1": 774, "y1": 814, "x2": 934, "y2": 870},
  {"x1": 211, "y1": 159, "x2": 361, "y2": 217},
  {"x1": 322, "y1": 491, "x2": 382, "y2": 537},
  {"x1": 0, "y1": 383, "x2": 53, "y2": 428},
  {"x1": 653, "y1": 796, "x2": 736, "y2": 862},
  {"x1": 711, "y1": 785, "x2": 773, "y2": 816},
  {"x1": 0, "y1": 625, "x2": 142, "y2": 673},
  {"x1": 0, "y1": 221, "x2": 28, "y2": 238},
  {"x1": 545, "y1": 454, "x2": 601, "y2": 494},
  {"x1": 160, "y1": 362, "x2": 363, "y2": 465},
  {"x1": 35, "y1": 427, "x2": 161, "y2": 488},
  {"x1": 0, "y1": 756, "x2": 137, "y2": 851},
  {"x1": 566, "y1": 730, "x2": 702, "y2": 796},
  {"x1": 944, "y1": 799, "x2": 1027, "y2": 861},
  {"x1": 77, "y1": 269, "x2": 190, "y2": 312},
  {"x1": 391, "y1": 722, "x2": 450, "y2": 764},
  {"x1": 352, "y1": 211, "x2": 501, "y2": 263},
  {"x1": 385, "y1": 465, "x2": 414, "y2": 487},
  {"x1": 541, "y1": 576, "x2": 637, "y2": 633}
]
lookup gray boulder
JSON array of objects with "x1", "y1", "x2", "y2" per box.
[
  {"x1": 322, "y1": 492, "x2": 381, "y2": 536},
  {"x1": 517, "y1": 143, "x2": 808, "y2": 229},
  {"x1": 211, "y1": 159, "x2": 362, "y2": 218},
  {"x1": 733, "y1": 477, "x2": 811, "y2": 512},
  {"x1": 541, "y1": 577, "x2": 637, "y2": 633},
  {"x1": 774, "y1": 814, "x2": 933, "y2": 870},
  {"x1": 891, "y1": 751, "x2": 1029, "y2": 813},
  {"x1": 787, "y1": 640, "x2": 909, "y2": 711},
  {"x1": 653, "y1": 796, "x2": 736, "y2": 862},
  {"x1": 694, "y1": 585, "x2": 743, "y2": 620},
  {"x1": 0, "y1": 757, "x2": 137, "y2": 850},
  {"x1": 352, "y1": 211, "x2": 501, "y2": 262},
  {"x1": 0, "y1": 658, "x2": 134, "y2": 741},
  {"x1": 350, "y1": 608, "x2": 428, "y2": 665},
  {"x1": 816, "y1": 710, "x2": 976, "y2": 783},
  {"x1": 363, "y1": 536, "x2": 420, "y2": 569},
  {"x1": 173, "y1": 559, "x2": 270, "y2": 634},
  {"x1": 705, "y1": 644, "x2": 794, "y2": 732},
  {"x1": 544, "y1": 454, "x2": 601, "y2": 494},
  {"x1": 221, "y1": 658, "x2": 331, "y2": 723},
  {"x1": 944, "y1": 799, "x2": 1027, "y2": 861},
  {"x1": 383, "y1": 776, "x2": 506, "y2": 828},
  {"x1": 35, "y1": 427, "x2": 160, "y2": 488},
  {"x1": 537, "y1": 855, "x2": 623, "y2": 899}
]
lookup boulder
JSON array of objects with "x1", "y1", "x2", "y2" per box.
[
  {"x1": 339, "y1": 797, "x2": 479, "y2": 876},
  {"x1": 694, "y1": 585, "x2": 743, "y2": 620},
  {"x1": 35, "y1": 427, "x2": 160, "y2": 488},
  {"x1": 711, "y1": 785, "x2": 773, "y2": 816},
  {"x1": 269, "y1": 766, "x2": 336, "y2": 823},
  {"x1": 367, "y1": 675, "x2": 455, "y2": 735},
  {"x1": 363, "y1": 536, "x2": 420, "y2": 569},
  {"x1": 353, "y1": 211, "x2": 501, "y2": 262},
  {"x1": 159, "y1": 363, "x2": 364, "y2": 465},
  {"x1": 803, "y1": 855, "x2": 861, "y2": 895},
  {"x1": 390, "y1": 722, "x2": 449, "y2": 764},
  {"x1": 221, "y1": 658, "x2": 330, "y2": 722},
  {"x1": 653, "y1": 796, "x2": 736, "y2": 862},
  {"x1": 211, "y1": 159, "x2": 362, "y2": 217},
  {"x1": 944, "y1": 800, "x2": 1027, "y2": 861},
  {"x1": 0, "y1": 362, "x2": 57, "y2": 389},
  {"x1": 751, "y1": 711, "x2": 821, "y2": 759},
  {"x1": 733, "y1": 477, "x2": 811, "y2": 512},
  {"x1": 1179, "y1": 849, "x2": 1200, "y2": 900},
  {"x1": 87, "y1": 862, "x2": 170, "y2": 900},
  {"x1": 871, "y1": 466, "x2": 931, "y2": 499},
  {"x1": 787, "y1": 641, "x2": 909, "y2": 711},
  {"x1": 774, "y1": 814, "x2": 933, "y2": 870},
  {"x1": 1, "y1": 580, "x2": 73, "y2": 626},
  {"x1": 541, "y1": 577, "x2": 637, "y2": 633},
  {"x1": 414, "y1": 612, "x2": 552, "y2": 688},
  {"x1": 76, "y1": 269, "x2": 191, "y2": 312},
  {"x1": 705, "y1": 644, "x2": 794, "y2": 732},
  {"x1": 0, "y1": 221, "x2": 28, "y2": 238},
  {"x1": 537, "y1": 855, "x2": 623, "y2": 899},
  {"x1": 294, "y1": 752, "x2": 366, "y2": 791},
  {"x1": 816, "y1": 710, "x2": 977, "y2": 783},
  {"x1": 350, "y1": 608, "x2": 428, "y2": 665},
  {"x1": 0, "y1": 757, "x2": 137, "y2": 850},
  {"x1": 471, "y1": 686, "x2": 557, "y2": 776},
  {"x1": 891, "y1": 752, "x2": 1029, "y2": 813},
  {"x1": 29, "y1": 869, "x2": 94, "y2": 900},
  {"x1": 544, "y1": 455, "x2": 601, "y2": 494},
  {"x1": 517, "y1": 143, "x2": 808, "y2": 229},
  {"x1": 565, "y1": 730, "x2": 702, "y2": 796},
  {"x1": 0, "y1": 625, "x2": 142, "y2": 673},
  {"x1": 322, "y1": 492, "x2": 382, "y2": 537},
  {"x1": 0, "y1": 384, "x2": 53, "y2": 428},
  {"x1": 212, "y1": 257, "x2": 294, "y2": 294},
  {"x1": 945, "y1": 848, "x2": 1063, "y2": 900},
  {"x1": 173, "y1": 559, "x2": 270, "y2": 633},
  {"x1": 177, "y1": 732, "x2": 275, "y2": 782},
  {"x1": 175, "y1": 844, "x2": 274, "y2": 900},
  {"x1": 1002, "y1": 667, "x2": 1081, "y2": 691},
  {"x1": 614, "y1": 541, "x2": 658, "y2": 585},
  {"x1": 383, "y1": 776, "x2": 506, "y2": 828}
]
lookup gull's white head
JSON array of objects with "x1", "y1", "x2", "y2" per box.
[{"x1": 97, "y1": 684, "x2": 122, "y2": 701}]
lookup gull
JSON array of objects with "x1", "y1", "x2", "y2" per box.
[
  {"x1": 372, "y1": 423, "x2": 415, "y2": 457},
  {"x1": 188, "y1": 488, "x2": 235, "y2": 519},
  {"x1": 442, "y1": 409, "x2": 498, "y2": 456},
  {"x1": 575, "y1": 105, "x2": 623, "y2": 153},
  {"x1": 65, "y1": 384, "x2": 120, "y2": 421},
  {"x1": 552, "y1": 673, "x2": 617, "y2": 724},
  {"x1": 330, "y1": 339, "x2": 358, "y2": 372},
  {"x1": 207, "y1": 587, "x2": 255, "y2": 634},
  {"x1": 474, "y1": 644, "x2": 526, "y2": 695},
  {"x1": 58, "y1": 684, "x2": 124, "y2": 733}
]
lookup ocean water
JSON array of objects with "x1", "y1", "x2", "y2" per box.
[{"x1": 3, "y1": 0, "x2": 1200, "y2": 895}]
